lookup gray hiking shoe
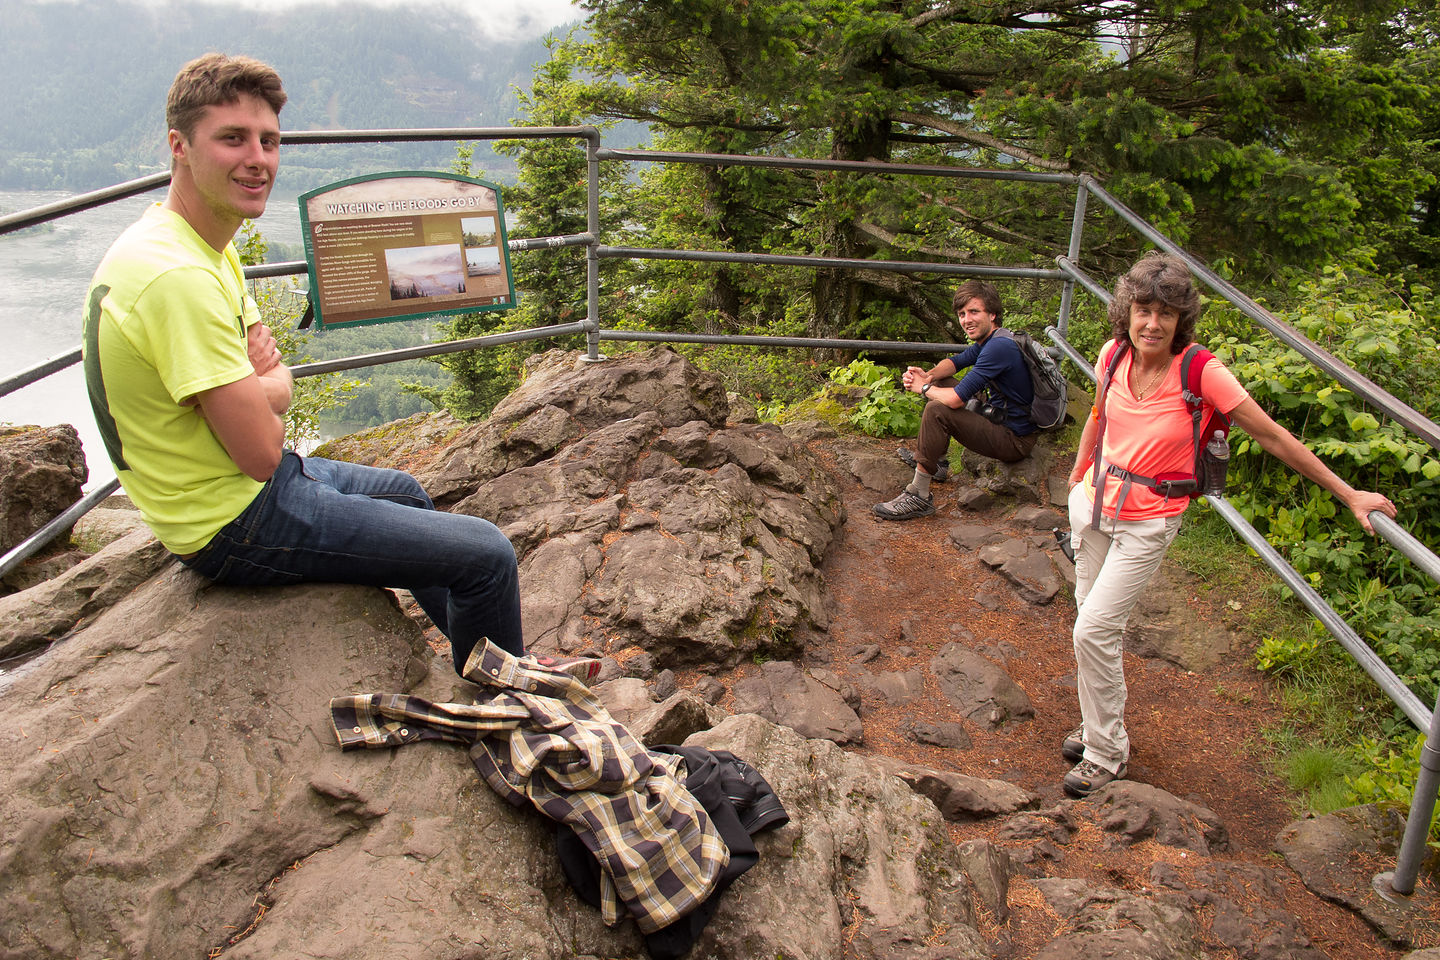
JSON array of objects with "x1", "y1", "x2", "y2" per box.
[
  {"x1": 1061, "y1": 726, "x2": 1085, "y2": 764},
  {"x1": 873, "y1": 489, "x2": 936, "y2": 521},
  {"x1": 896, "y1": 447, "x2": 949, "y2": 482},
  {"x1": 1062, "y1": 758, "x2": 1127, "y2": 797}
]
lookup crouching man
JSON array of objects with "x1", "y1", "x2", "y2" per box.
[{"x1": 876, "y1": 280, "x2": 1037, "y2": 520}]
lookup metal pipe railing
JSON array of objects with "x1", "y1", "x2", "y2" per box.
[
  {"x1": 281, "y1": 125, "x2": 600, "y2": 146},
  {"x1": 596, "y1": 147, "x2": 1081, "y2": 185},
  {"x1": 1372, "y1": 513, "x2": 1440, "y2": 585},
  {"x1": 597, "y1": 245, "x2": 1065, "y2": 280},
  {"x1": 0, "y1": 478, "x2": 121, "y2": 581},
  {"x1": 1055, "y1": 181, "x2": 1091, "y2": 338},
  {"x1": 599, "y1": 330, "x2": 964, "y2": 353},
  {"x1": 0, "y1": 172, "x2": 170, "y2": 236},
  {"x1": 289, "y1": 322, "x2": 590, "y2": 378},
  {"x1": 585, "y1": 133, "x2": 603, "y2": 360},
  {"x1": 1381, "y1": 699, "x2": 1440, "y2": 897},
  {"x1": 1203, "y1": 497, "x2": 1429, "y2": 728},
  {"x1": 1055, "y1": 255, "x2": 1115, "y2": 305},
  {"x1": 1082, "y1": 177, "x2": 1440, "y2": 452},
  {"x1": 1045, "y1": 325, "x2": 1094, "y2": 378},
  {"x1": 1, "y1": 349, "x2": 84, "y2": 401},
  {"x1": 283, "y1": 328, "x2": 971, "y2": 379}
]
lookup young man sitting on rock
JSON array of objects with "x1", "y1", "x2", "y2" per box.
[
  {"x1": 876, "y1": 280, "x2": 1038, "y2": 521},
  {"x1": 81, "y1": 53, "x2": 591, "y2": 680}
]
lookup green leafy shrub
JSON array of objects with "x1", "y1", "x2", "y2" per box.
[
  {"x1": 1207, "y1": 260, "x2": 1440, "y2": 833},
  {"x1": 1206, "y1": 263, "x2": 1440, "y2": 705},
  {"x1": 1347, "y1": 734, "x2": 1440, "y2": 847},
  {"x1": 828, "y1": 359, "x2": 923, "y2": 437}
]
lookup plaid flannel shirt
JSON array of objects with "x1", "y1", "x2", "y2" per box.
[{"x1": 331, "y1": 640, "x2": 730, "y2": 934}]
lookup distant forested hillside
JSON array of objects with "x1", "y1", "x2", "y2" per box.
[{"x1": 0, "y1": 0, "x2": 573, "y2": 190}]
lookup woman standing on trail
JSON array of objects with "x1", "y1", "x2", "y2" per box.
[{"x1": 1061, "y1": 252, "x2": 1395, "y2": 798}]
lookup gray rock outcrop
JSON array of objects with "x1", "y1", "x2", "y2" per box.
[
  {"x1": 1030, "y1": 877, "x2": 1201, "y2": 959},
  {"x1": 877, "y1": 758, "x2": 1041, "y2": 822},
  {"x1": 386, "y1": 348, "x2": 845, "y2": 669},
  {"x1": 1091, "y1": 781, "x2": 1230, "y2": 854},
  {"x1": 0, "y1": 423, "x2": 87, "y2": 555},
  {"x1": 1277, "y1": 804, "x2": 1438, "y2": 948},
  {"x1": 0, "y1": 567, "x2": 990, "y2": 960},
  {"x1": 977, "y1": 536, "x2": 1064, "y2": 605},
  {"x1": 0, "y1": 527, "x2": 170, "y2": 659},
  {"x1": 0, "y1": 570, "x2": 430, "y2": 960},
  {"x1": 931, "y1": 642, "x2": 1035, "y2": 728},
  {"x1": 731, "y1": 659, "x2": 864, "y2": 745}
]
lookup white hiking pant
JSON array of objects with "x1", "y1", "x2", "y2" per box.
[{"x1": 1067, "y1": 481, "x2": 1185, "y2": 773}]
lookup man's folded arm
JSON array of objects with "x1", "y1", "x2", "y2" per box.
[
  {"x1": 246, "y1": 321, "x2": 293, "y2": 415},
  {"x1": 256, "y1": 362, "x2": 293, "y2": 416},
  {"x1": 195, "y1": 373, "x2": 287, "y2": 480}
]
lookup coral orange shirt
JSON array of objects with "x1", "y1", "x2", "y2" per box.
[{"x1": 1082, "y1": 339, "x2": 1251, "y2": 521}]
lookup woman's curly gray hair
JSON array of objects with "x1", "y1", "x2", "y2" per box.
[{"x1": 1107, "y1": 252, "x2": 1201, "y2": 355}]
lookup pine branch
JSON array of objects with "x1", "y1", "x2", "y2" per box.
[{"x1": 891, "y1": 110, "x2": 1072, "y2": 172}]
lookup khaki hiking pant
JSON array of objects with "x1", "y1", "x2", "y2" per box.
[{"x1": 1066, "y1": 481, "x2": 1184, "y2": 774}]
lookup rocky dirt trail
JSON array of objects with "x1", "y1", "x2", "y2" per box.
[{"x1": 696, "y1": 431, "x2": 1423, "y2": 960}]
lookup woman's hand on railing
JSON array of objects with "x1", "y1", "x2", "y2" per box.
[{"x1": 1346, "y1": 489, "x2": 1396, "y2": 535}]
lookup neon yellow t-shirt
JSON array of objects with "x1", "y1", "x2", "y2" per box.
[{"x1": 82, "y1": 204, "x2": 265, "y2": 554}]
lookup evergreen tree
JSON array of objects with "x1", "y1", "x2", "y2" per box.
[
  {"x1": 512, "y1": 0, "x2": 1440, "y2": 342},
  {"x1": 425, "y1": 41, "x2": 638, "y2": 419}
]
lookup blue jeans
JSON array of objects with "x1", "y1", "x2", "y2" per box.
[{"x1": 182, "y1": 451, "x2": 523, "y2": 672}]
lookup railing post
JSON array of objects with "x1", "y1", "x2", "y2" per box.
[
  {"x1": 582, "y1": 128, "x2": 605, "y2": 362},
  {"x1": 1375, "y1": 694, "x2": 1440, "y2": 899},
  {"x1": 1056, "y1": 175, "x2": 1090, "y2": 339}
]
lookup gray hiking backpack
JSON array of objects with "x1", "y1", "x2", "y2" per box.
[{"x1": 992, "y1": 328, "x2": 1069, "y2": 431}]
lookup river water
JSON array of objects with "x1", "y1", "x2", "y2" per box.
[{"x1": 0, "y1": 187, "x2": 304, "y2": 487}]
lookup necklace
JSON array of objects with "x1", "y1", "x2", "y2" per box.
[{"x1": 1131, "y1": 361, "x2": 1167, "y2": 400}]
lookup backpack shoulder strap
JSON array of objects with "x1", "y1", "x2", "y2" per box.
[
  {"x1": 1178, "y1": 343, "x2": 1212, "y2": 412},
  {"x1": 1178, "y1": 343, "x2": 1226, "y2": 466},
  {"x1": 1089, "y1": 340, "x2": 1130, "y2": 521},
  {"x1": 1098, "y1": 339, "x2": 1128, "y2": 401}
]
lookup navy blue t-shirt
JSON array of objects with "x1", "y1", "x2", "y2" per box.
[{"x1": 947, "y1": 328, "x2": 1036, "y2": 436}]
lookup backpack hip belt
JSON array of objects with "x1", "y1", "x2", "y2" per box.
[{"x1": 1089, "y1": 457, "x2": 1199, "y2": 530}]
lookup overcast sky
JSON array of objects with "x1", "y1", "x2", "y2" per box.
[{"x1": 159, "y1": 0, "x2": 585, "y2": 41}]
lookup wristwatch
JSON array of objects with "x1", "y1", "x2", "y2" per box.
[{"x1": 920, "y1": 383, "x2": 933, "y2": 397}]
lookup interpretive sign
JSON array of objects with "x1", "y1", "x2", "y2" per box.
[{"x1": 298, "y1": 172, "x2": 514, "y2": 329}]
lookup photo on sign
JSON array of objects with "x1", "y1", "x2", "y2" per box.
[
  {"x1": 384, "y1": 244, "x2": 467, "y2": 301},
  {"x1": 466, "y1": 245, "x2": 502, "y2": 278},
  {"x1": 461, "y1": 215, "x2": 496, "y2": 247}
]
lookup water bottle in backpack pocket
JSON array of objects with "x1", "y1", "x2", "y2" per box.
[{"x1": 1200, "y1": 429, "x2": 1230, "y2": 497}]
